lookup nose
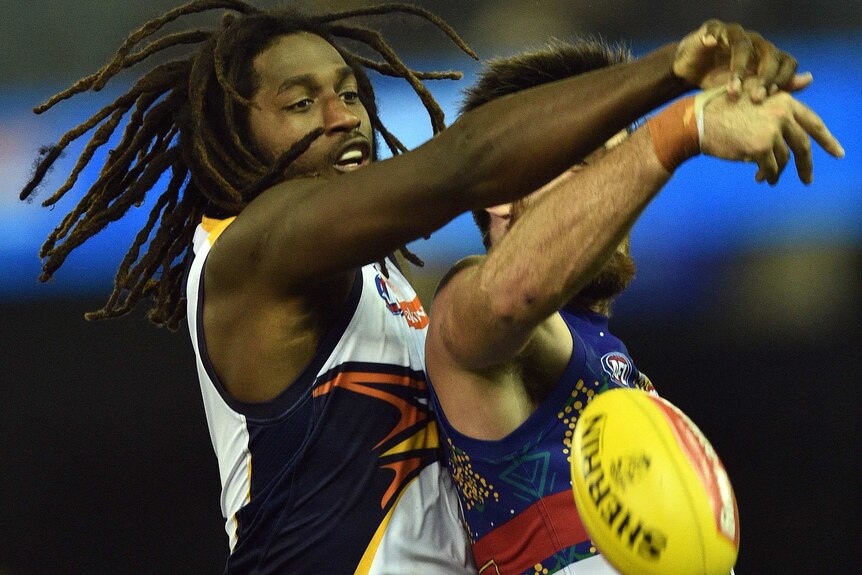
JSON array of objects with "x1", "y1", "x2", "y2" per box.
[{"x1": 323, "y1": 95, "x2": 361, "y2": 134}]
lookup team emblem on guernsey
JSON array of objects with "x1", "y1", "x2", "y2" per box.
[
  {"x1": 374, "y1": 274, "x2": 429, "y2": 329},
  {"x1": 312, "y1": 365, "x2": 438, "y2": 510},
  {"x1": 601, "y1": 351, "x2": 634, "y2": 388}
]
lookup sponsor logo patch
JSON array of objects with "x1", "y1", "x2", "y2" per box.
[
  {"x1": 601, "y1": 352, "x2": 634, "y2": 388},
  {"x1": 374, "y1": 274, "x2": 429, "y2": 329}
]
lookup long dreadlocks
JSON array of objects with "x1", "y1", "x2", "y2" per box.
[{"x1": 20, "y1": 0, "x2": 476, "y2": 331}]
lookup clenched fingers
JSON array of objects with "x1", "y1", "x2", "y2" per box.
[
  {"x1": 774, "y1": 72, "x2": 813, "y2": 95},
  {"x1": 700, "y1": 19, "x2": 725, "y2": 47},
  {"x1": 773, "y1": 53, "x2": 800, "y2": 92},
  {"x1": 725, "y1": 23, "x2": 755, "y2": 96},
  {"x1": 751, "y1": 33, "x2": 778, "y2": 102}
]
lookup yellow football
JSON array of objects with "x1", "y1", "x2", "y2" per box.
[{"x1": 570, "y1": 388, "x2": 739, "y2": 575}]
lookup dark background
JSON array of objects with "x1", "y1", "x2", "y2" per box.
[
  {"x1": 2, "y1": 1, "x2": 860, "y2": 574},
  {"x1": 4, "y1": 265, "x2": 860, "y2": 574}
]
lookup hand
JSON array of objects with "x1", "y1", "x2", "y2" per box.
[
  {"x1": 700, "y1": 88, "x2": 844, "y2": 185},
  {"x1": 674, "y1": 19, "x2": 812, "y2": 101}
]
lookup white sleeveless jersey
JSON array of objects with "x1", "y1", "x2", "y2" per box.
[{"x1": 186, "y1": 216, "x2": 476, "y2": 574}]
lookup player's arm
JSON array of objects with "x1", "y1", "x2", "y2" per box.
[
  {"x1": 428, "y1": 89, "x2": 844, "y2": 371},
  {"x1": 428, "y1": 128, "x2": 667, "y2": 370},
  {"x1": 212, "y1": 21, "x2": 808, "y2": 294}
]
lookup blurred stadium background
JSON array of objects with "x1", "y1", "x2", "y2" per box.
[{"x1": 1, "y1": 1, "x2": 860, "y2": 573}]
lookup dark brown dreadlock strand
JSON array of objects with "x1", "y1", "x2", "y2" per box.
[{"x1": 21, "y1": 1, "x2": 476, "y2": 331}]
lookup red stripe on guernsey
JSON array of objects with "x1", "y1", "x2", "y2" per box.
[{"x1": 473, "y1": 489, "x2": 590, "y2": 575}]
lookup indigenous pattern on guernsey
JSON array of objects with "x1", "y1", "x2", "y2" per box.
[
  {"x1": 429, "y1": 306, "x2": 655, "y2": 575},
  {"x1": 186, "y1": 216, "x2": 475, "y2": 575}
]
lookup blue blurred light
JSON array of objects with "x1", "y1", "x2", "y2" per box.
[{"x1": 1, "y1": 37, "x2": 859, "y2": 301}]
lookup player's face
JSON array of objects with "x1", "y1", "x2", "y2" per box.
[{"x1": 247, "y1": 32, "x2": 373, "y2": 178}]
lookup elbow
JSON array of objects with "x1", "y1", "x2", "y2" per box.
[
  {"x1": 440, "y1": 286, "x2": 542, "y2": 371},
  {"x1": 484, "y1": 277, "x2": 559, "y2": 331}
]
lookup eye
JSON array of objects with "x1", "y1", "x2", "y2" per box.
[
  {"x1": 340, "y1": 90, "x2": 359, "y2": 104},
  {"x1": 286, "y1": 98, "x2": 313, "y2": 112}
]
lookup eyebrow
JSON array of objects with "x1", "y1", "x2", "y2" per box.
[{"x1": 276, "y1": 66, "x2": 355, "y2": 95}]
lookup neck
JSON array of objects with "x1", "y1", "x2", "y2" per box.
[{"x1": 565, "y1": 296, "x2": 612, "y2": 317}]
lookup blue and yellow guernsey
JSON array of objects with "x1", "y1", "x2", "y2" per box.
[
  {"x1": 430, "y1": 307, "x2": 655, "y2": 575},
  {"x1": 186, "y1": 216, "x2": 475, "y2": 574}
]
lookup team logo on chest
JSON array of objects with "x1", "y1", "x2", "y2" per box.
[
  {"x1": 601, "y1": 351, "x2": 634, "y2": 388},
  {"x1": 374, "y1": 273, "x2": 429, "y2": 329}
]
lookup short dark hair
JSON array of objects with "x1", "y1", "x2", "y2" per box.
[{"x1": 462, "y1": 38, "x2": 632, "y2": 249}]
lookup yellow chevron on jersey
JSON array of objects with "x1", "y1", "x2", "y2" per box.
[
  {"x1": 382, "y1": 420, "x2": 440, "y2": 458},
  {"x1": 201, "y1": 215, "x2": 236, "y2": 244}
]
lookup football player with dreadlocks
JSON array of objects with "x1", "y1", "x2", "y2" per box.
[{"x1": 21, "y1": 1, "x2": 817, "y2": 572}]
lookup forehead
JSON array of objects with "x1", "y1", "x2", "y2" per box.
[{"x1": 253, "y1": 32, "x2": 349, "y2": 87}]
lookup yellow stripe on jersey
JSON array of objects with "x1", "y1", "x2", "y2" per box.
[
  {"x1": 353, "y1": 476, "x2": 419, "y2": 575},
  {"x1": 246, "y1": 452, "x2": 252, "y2": 504},
  {"x1": 381, "y1": 420, "x2": 439, "y2": 458},
  {"x1": 201, "y1": 215, "x2": 237, "y2": 245},
  {"x1": 229, "y1": 451, "x2": 253, "y2": 551}
]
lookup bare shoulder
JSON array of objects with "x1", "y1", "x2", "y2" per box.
[
  {"x1": 204, "y1": 178, "x2": 323, "y2": 295},
  {"x1": 427, "y1": 255, "x2": 484, "y2": 352},
  {"x1": 202, "y1": 255, "x2": 354, "y2": 402},
  {"x1": 205, "y1": 153, "x2": 467, "y2": 297},
  {"x1": 199, "y1": 182, "x2": 356, "y2": 403}
]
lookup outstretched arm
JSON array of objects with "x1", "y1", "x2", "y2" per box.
[
  {"x1": 428, "y1": 89, "x2": 843, "y2": 371},
  {"x1": 213, "y1": 21, "x2": 806, "y2": 295}
]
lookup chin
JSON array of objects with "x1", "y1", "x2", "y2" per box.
[{"x1": 579, "y1": 252, "x2": 636, "y2": 301}]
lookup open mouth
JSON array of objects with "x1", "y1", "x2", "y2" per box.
[{"x1": 333, "y1": 139, "x2": 371, "y2": 173}]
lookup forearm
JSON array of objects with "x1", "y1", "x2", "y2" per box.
[
  {"x1": 482, "y1": 127, "x2": 669, "y2": 329},
  {"x1": 435, "y1": 126, "x2": 670, "y2": 368},
  {"x1": 438, "y1": 43, "x2": 688, "y2": 209},
  {"x1": 477, "y1": 85, "x2": 847, "y2": 331},
  {"x1": 224, "y1": 46, "x2": 689, "y2": 292}
]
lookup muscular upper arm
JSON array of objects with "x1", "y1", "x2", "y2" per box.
[
  {"x1": 209, "y1": 45, "x2": 690, "y2": 300},
  {"x1": 208, "y1": 137, "x2": 481, "y2": 301}
]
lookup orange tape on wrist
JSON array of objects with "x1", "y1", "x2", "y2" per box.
[{"x1": 646, "y1": 96, "x2": 699, "y2": 172}]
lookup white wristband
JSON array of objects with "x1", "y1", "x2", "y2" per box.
[{"x1": 694, "y1": 85, "x2": 729, "y2": 144}]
